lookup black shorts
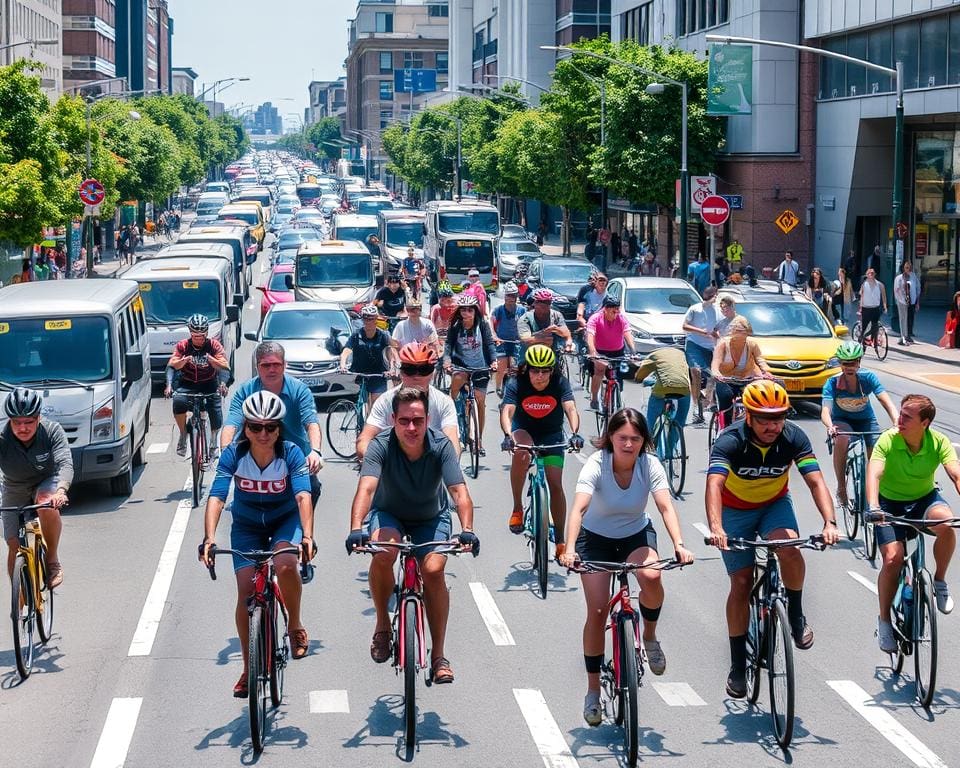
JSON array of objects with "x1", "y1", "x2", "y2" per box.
[
  {"x1": 588, "y1": 348, "x2": 626, "y2": 379},
  {"x1": 876, "y1": 489, "x2": 948, "y2": 547},
  {"x1": 172, "y1": 390, "x2": 222, "y2": 430},
  {"x1": 575, "y1": 523, "x2": 658, "y2": 563}
]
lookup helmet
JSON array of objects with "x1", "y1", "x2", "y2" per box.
[
  {"x1": 601, "y1": 294, "x2": 621, "y2": 308},
  {"x1": 241, "y1": 391, "x2": 287, "y2": 422},
  {"x1": 835, "y1": 340, "x2": 864, "y2": 361},
  {"x1": 359, "y1": 304, "x2": 379, "y2": 318},
  {"x1": 741, "y1": 380, "x2": 790, "y2": 415},
  {"x1": 532, "y1": 288, "x2": 554, "y2": 303},
  {"x1": 437, "y1": 281, "x2": 454, "y2": 297},
  {"x1": 525, "y1": 344, "x2": 556, "y2": 368},
  {"x1": 187, "y1": 313, "x2": 209, "y2": 333},
  {"x1": 398, "y1": 341, "x2": 438, "y2": 365},
  {"x1": 503, "y1": 281, "x2": 519, "y2": 295},
  {"x1": 4, "y1": 387, "x2": 42, "y2": 418},
  {"x1": 457, "y1": 294, "x2": 479, "y2": 308}
]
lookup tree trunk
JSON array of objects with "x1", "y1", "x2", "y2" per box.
[{"x1": 561, "y1": 206, "x2": 571, "y2": 256}]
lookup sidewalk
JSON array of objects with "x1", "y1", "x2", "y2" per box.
[{"x1": 90, "y1": 235, "x2": 174, "y2": 278}]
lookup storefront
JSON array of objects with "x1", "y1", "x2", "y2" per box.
[{"x1": 912, "y1": 130, "x2": 960, "y2": 303}]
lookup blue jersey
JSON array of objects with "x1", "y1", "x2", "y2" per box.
[
  {"x1": 210, "y1": 441, "x2": 311, "y2": 524},
  {"x1": 492, "y1": 303, "x2": 525, "y2": 342},
  {"x1": 822, "y1": 370, "x2": 885, "y2": 422}
]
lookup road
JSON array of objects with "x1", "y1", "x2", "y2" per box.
[{"x1": 2, "y1": 239, "x2": 959, "y2": 768}]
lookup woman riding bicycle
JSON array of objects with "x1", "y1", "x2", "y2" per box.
[
  {"x1": 339, "y1": 304, "x2": 399, "y2": 411},
  {"x1": 558, "y1": 408, "x2": 694, "y2": 726},
  {"x1": 820, "y1": 340, "x2": 898, "y2": 508},
  {"x1": 199, "y1": 391, "x2": 316, "y2": 697},
  {"x1": 711, "y1": 315, "x2": 771, "y2": 426},
  {"x1": 445, "y1": 294, "x2": 497, "y2": 455},
  {"x1": 429, "y1": 281, "x2": 457, "y2": 336}
]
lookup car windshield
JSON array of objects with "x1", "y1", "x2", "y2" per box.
[
  {"x1": 268, "y1": 271, "x2": 293, "y2": 291},
  {"x1": 237, "y1": 192, "x2": 270, "y2": 208},
  {"x1": 335, "y1": 227, "x2": 378, "y2": 254},
  {"x1": 262, "y1": 309, "x2": 347, "y2": 340},
  {"x1": 296, "y1": 253, "x2": 373, "y2": 287},
  {"x1": 438, "y1": 210, "x2": 500, "y2": 235},
  {"x1": 386, "y1": 222, "x2": 424, "y2": 248},
  {"x1": 736, "y1": 301, "x2": 834, "y2": 338},
  {"x1": 222, "y1": 211, "x2": 257, "y2": 226},
  {"x1": 357, "y1": 199, "x2": 394, "y2": 215},
  {"x1": 444, "y1": 239, "x2": 494, "y2": 269},
  {"x1": 501, "y1": 241, "x2": 539, "y2": 254},
  {"x1": 277, "y1": 230, "x2": 321, "y2": 249},
  {"x1": 274, "y1": 248, "x2": 298, "y2": 264},
  {"x1": 543, "y1": 263, "x2": 593, "y2": 285},
  {"x1": 139, "y1": 279, "x2": 221, "y2": 323},
  {"x1": 297, "y1": 185, "x2": 322, "y2": 203},
  {"x1": 196, "y1": 202, "x2": 223, "y2": 216},
  {"x1": 624, "y1": 288, "x2": 699, "y2": 314},
  {"x1": 276, "y1": 205, "x2": 296, "y2": 215},
  {"x1": 0, "y1": 316, "x2": 111, "y2": 383}
]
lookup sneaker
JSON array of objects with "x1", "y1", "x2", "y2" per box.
[
  {"x1": 877, "y1": 617, "x2": 897, "y2": 653},
  {"x1": 898, "y1": 339, "x2": 906, "y2": 346},
  {"x1": 792, "y1": 620, "x2": 815, "y2": 650},
  {"x1": 643, "y1": 640, "x2": 666, "y2": 675},
  {"x1": 726, "y1": 665, "x2": 747, "y2": 699},
  {"x1": 590, "y1": 398, "x2": 599, "y2": 411},
  {"x1": 583, "y1": 691, "x2": 603, "y2": 727},
  {"x1": 508, "y1": 509, "x2": 524, "y2": 534},
  {"x1": 690, "y1": 413, "x2": 705, "y2": 425},
  {"x1": 935, "y1": 581, "x2": 954, "y2": 614},
  {"x1": 176, "y1": 433, "x2": 188, "y2": 457}
]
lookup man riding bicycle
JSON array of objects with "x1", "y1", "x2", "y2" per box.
[
  {"x1": 500, "y1": 344, "x2": 583, "y2": 557},
  {"x1": 706, "y1": 380, "x2": 838, "y2": 698},
  {"x1": 491, "y1": 282, "x2": 526, "y2": 397},
  {"x1": 518, "y1": 288, "x2": 575, "y2": 358},
  {"x1": 585, "y1": 294, "x2": 637, "y2": 412},
  {"x1": 0, "y1": 388, "x2": 71, "y2": 587},
  {"x1": 165, "y1": 314, "x2": 230, "y2": 460},
  {"x1": 346, "y1": 387, "x2": 479, "y2": 684},
  {"x1": 867, "y1": 394, "x2": 960, "y2": 652}
]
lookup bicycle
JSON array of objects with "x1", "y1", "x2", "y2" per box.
[
  {"x1": 204, "y1": 546, "x2": 310, "y2": 753},
  {"x1": 4, "y1": 502, "x2": 58, "y2": 680},
  {"x1": 704, "y1": 534, "x2": 826, "y2": 749},
  {"x1": 826, "y1": 431, "x2": 883, "y2": 560},
  {"x1": 449, "y1": 365, "x2": 490, "y2": 479},
  {"x1": 864, "y1": 510, "x2": 960, "y2": 708},
  {"x1": 564, "y1": 558, "x2": 688, "y2": 767},
  {"x1": 589, "y1": 354, "x2": 635, "y2": 435},
  {"x1": 852, "y1": 319, "x2": 889, "y2": 361},
  {"x1": 352, "y1": 538, "x2": 467, "y2": 756},
  {"x1": 175, "y1": 390, "x2": 218, "y2": 508},
  {"x1": 650, "y1": 397, "x2": 686, "y2": 497},
  {"x1": 326, "y1": 372, "x2": 388, "y2": 460},
  {"x1": 707, "y1": 376, "x2": 774, "y2": 449}
]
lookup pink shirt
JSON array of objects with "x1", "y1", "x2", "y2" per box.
[
  {"x1": 586, "y1": 311, "x2": 629, "y2": 351},
  {"x1": 462, "y1": 281, "x2": 488, "y2": 316}
]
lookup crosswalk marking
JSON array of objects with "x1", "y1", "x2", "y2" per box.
[
  {"x1": 651, "y1": 682, "x2": 707, "y2": 706},
  {"x1": 848, "y1": 570, "x2": 879, "y2": 595},
  {"x1": 827, "y1": 681, "x2": 947, "y2": 768},
  {"x1": 513, "y1": 689, "x2": 580, "y2": 768},
  {"x1": 90, "y1": 697, "x2": 142, "y2": 768},
  {"x1": 469, "y1": 582, "x2": 516, "y2": 646},
  {"x1": 145, "y1": 442, "x2": 169, "y2": 455},
  {"x1": 309, "y1": 690, "x2": 350, "y2": 714}
]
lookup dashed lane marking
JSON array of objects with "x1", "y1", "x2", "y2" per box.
[
  {"x1": 827, "y1": 680, "x2": 947, "y2": 768},
  {"x1": 692, "y1": 522, "x2": 712, "y2": 540},
  {"x1": 309, "y1": 690, "x2": 350, "y2": 714},
  {"x1": 145, "y1": 442, "x2": 168, "y2": 455},
  {"x1": 89, "y1": 697, "x2": 143, "y2": 768},
  {"x1": 513, "y1": 689, "x2": 580, "y2": 768},
  {"x1": 848, "y1": 570, "x2": 879, "y2": 595},
  {"x1": 651, "y1": 682, "x2": 707, "y2": 706},
  {"x1": 469, "y1": 582, "x2": 516, "y2": 646}
]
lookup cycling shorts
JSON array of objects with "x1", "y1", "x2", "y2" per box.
[
  {"x1": 356, "y1": 374, "x2": 388, "y2": 395},
  {"x1": 876, "y1": 489, "x2": 949, "y2": 547},
  {"x1": 1, "y1": 479, "x2": 58, "y2": 540},
  {"x1": 575, "y1": 523, "x2": 658, "y2": 563},
  {"x1": 230, "y1": 509, "x2": 303, "y2": 573},
  {"x1": 364, "y1": 507, "x2": 452, "y2": 561},
  {"x1": 832, "y1": 417, "x2": 881, "y2": 450},
  {"x1": 496, "y1": 341, "x2": 520, "y2": 360},
  {"x1": 173, "y1": 391, "x2": 223, "y2": 430},
  {"x1": 720, "y1": 495, "x2": 798, "y2": 574}
]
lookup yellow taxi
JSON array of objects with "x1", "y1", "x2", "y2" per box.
[
  {"x1": 219, "y1": 202, "x2": 266, "y2": 251},
  {"x1": 716, "y1": 281, "x2": 849, "y2": 399}
]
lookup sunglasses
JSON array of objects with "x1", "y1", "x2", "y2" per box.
[
  {"x1": 246, "y1": 422, "x2": 280, "y2": 434},
  {"x1": 401, "y1": 364, "x2": 435, "y2": 376},
  {"x1": 529, "y1": 366, "x2": 553, "y2": 374},
  {"x1": 840, "y1": 360, "x2": 861, "y2": 366},
  {"x1": 751, "y1": 414, "x2": 786, "y2": 425}
]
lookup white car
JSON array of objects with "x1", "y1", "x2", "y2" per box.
[{"x1": 605, "y1": 277, "x2": 701, "y2": 354}]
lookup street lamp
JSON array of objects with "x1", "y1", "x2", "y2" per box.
[
  {"x1": 197, "y1": 77, "x2": 250, "y2": 115},
  {"x1": 482, "y1": 74, "x2": 548, "y2": 94},
  {"x1": 0, "y1": 38, "x2": 59, "y2": 57}
]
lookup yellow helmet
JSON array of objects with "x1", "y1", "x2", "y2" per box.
[
  {"x1": 524, "y1": 344, "x2": 556, "y2": 368},
  {"x1": 741, "y1": 379, "x2": 790, "y2": 415}
]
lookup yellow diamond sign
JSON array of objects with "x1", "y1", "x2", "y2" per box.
[{"x1": 776, "y1": 209, "x2": 799, "y2": 235}]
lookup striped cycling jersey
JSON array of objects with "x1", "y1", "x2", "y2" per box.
[
  {"x1": 707, "y1": 421, "x2": 820, "y2": 509},
  {"x1": 209, "y1": 441, "x2": 311, "y2": 523}
]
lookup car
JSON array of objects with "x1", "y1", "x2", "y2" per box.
[
  {"x1": 502, "y1": 223, "x2": 532, "y2": 240},
  {"x1": 274, "y1": 228, "x2": 322, "y2": 254},
  {"x1": 269, "y1": 212, "x2": 294, "y2": 232},
  {"x1": 244, "y1": 301, "x2": 356, "y2": 399},
  {"x1": 524, "y1": 256, "x2": 595, "y2": 330},
  {"x1": 292, "y1": 208, "x2": 327, "y2": 231},
  {"x1": 606, "y1": 277, "x2": 701, "y2": 354},
  {"x1": 498, "y1": 239, "x2": 542, "y2": 278},
  {"x1": 354, "y1": 196, "x2": 395, "y2": 216},
  {"x1": 257, "y1": 262, "x2": 295, "y2": 320},
  {"x1": 716, "y1": 280, "x2": 849, "y2": 399}
]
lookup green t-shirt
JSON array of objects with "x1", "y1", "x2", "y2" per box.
[{"x1": 872, "y1": 427, "x2": 957, "y2": 501}]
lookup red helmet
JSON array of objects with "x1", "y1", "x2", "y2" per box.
[
  {"x1": 532, "y1": 288, "x2": 554, "y2": 303},
  {"x1": 398, "y1": 342, "x2": 437, "y2": 365}
]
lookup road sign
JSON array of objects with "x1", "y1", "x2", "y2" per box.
[
  {"x1": 394, "y1": 68, "x2": 438, "y2": 94},
  {"x1": 79, "y1": 178, "x2": 105, "y2": 206},
  {"x1": 895, "y1": 221, "x2": 908, "y2": 239},
  {"x1": 690, "y1": 176, "x2": 716, "y2": 212},
  {"x1": 700, "y1": 195, "x2": 730, "y2": 226},
  {"x1": 775, "y1": 209, "x2": 799, "y2": 235},
  {"x1": 721, "y1": 194, "x2": 743, "y2": 210}
]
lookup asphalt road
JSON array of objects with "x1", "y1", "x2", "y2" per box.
[{"x1": 2, "y1": 239, "x2": 960, "y2": 768}]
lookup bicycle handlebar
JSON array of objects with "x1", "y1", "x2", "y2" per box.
[
  {"x1": 562, "y1": 557, "x2": 689, "y2": 574},
  {"x1": 0, "y1": 502, "x2": 69, "y2": 513},
  {"x1": 351, "y1": 539, "x2": 465, "y2": 556},
  {"x1": 587, "y1": 354, "x2": 642, "y2": 362},
  {"x1": 204, "y1": 545, "x2": 302, "y2": 581},
  {"x1": 864, "y1": 511, "x2": 960, "y2": 531},
  {"x1": 510, "y1": 442, "x2": 575, "y2": 454},
  {"x1": 702, "y1": 534, "x2": 827, "y2": 551}
]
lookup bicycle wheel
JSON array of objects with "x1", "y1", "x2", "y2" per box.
[
  {"x1": 189, "y1": 421, "x2": 202, "y2": 509},
  {"x1": 767, "y1": 599, "x2": 796, "y2": 749},
  {"x1": 914, "y1": 572, "x2": 938, "y2": 708},
  {"x1": 665, "y1": 421, "x2": 686, "y2": 497},
  {"x1": 745, "y1": 592, "x2": 762, "y2": 704},
  {"x1": 618, "y1": 613, "x2": 640, "y2": 767},
  {"x1": 248, "y1": 605, "x2": 268, "y2": 753},
  {"x1": 325, "y1": 399, "x2": 359, "y2": 459},
  {"x1": 852, "y1": 321, "x2": 863, "y2": 343},
  {"x1": 707, "y1": 410, "x2": 721, "y2": 449},
  {"x1": 875, "y1": 326, "x2": 889, "y2": 361},
  {"x1": 467, "y1": 399, "x2": 481, "y2": 479},
  {"x1": 269, "y1": 595, "x2": 289, "y2": 707},
  {"x1": 842, "y1": 456, "x2": 860, "y2": 540},
  {"x1": 530, "y1": 478, "x2": 550, "y2": 599},
  {"x1": 434, "y1": 365, "x2": 448, "y2": 391},
  {"x1": 36, "y1": 539, "x2": 54, "y2": 643},
  {"x1": 557, "y1": 353, "x2": 570, "y2": 382},
  {"x1": 11, "y1": 554, "x2": 36, "y2": 679},
  {"x1": 403, "y1": 599, "x2": 418, "y2": 749}
]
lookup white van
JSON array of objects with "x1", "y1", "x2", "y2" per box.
[
  {"x1": 292, "y1": 240, "x2": 376, "y2": 314},
  {"x1": 331, "y1": 213, "x2": 381, "y2": 280},
  {"x1": 423, "y1": 200, "x2": 501, "y2": 291},
  {"x1": 169, "y1": 231, "x2": 252, "y2": 299},
  {"x1": 0, "y1": 280, "x2": 151, "y2": 496},
  {"x1": 377, "y1": 210, "x2": 425, "y2": 277},
  {"x1": 124, "y1": 257, "x2": 241, "y2": 385}
]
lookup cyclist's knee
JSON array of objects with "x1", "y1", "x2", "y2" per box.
[
  {"x1": 729, "y1": 569, "x2": 752, "y2": 596},
  {"x1": 881, "y1": 544, "x2": 904, "y2": 570}
]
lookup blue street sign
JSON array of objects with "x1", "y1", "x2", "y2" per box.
[
  {"x1": 721, "y1": 194, "x2": 743, "y2": 210},
  {"x1": 394, "y1": 68, "x2": 438, "y2": 94}
]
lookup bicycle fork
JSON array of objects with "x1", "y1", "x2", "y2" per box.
[{"x1": 395, "y1": 557, "x2": 427, "y2": 673}]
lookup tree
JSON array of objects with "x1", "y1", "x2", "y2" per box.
[
  {"x1": 307, "y1": 117, "x2": 342, "y2": 160},
  {"x1": 0, "y1": 159, "x2": 61, "y2": 247}
]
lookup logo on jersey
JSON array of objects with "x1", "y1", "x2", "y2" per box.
[
  {"x1": 237, "y1": 477, "x2": 289, "y2": 494},
  {"x1": 521, "y1": 395, "x2": 557, "y2": 418},
  {"x1": 736, "y1": 465, "x2": 789, "y2": 478}
]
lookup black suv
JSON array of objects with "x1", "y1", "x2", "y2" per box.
[{"x1": 525, "y1": 257, "x2": 595, "y2": 331}]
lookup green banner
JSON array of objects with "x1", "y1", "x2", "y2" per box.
[{"x1": 707, "y1": 44, "x2": 752, "y2": 115}]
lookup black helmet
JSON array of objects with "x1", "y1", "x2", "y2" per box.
[
  {"x1": 601, "y1": 294, "x2": 621, "y2": 308},
  {"x1": 187, "y1": 313, "x2": 209, "y2": 333},
  {"x1": 4, "y1": 387, "x2": 42, "y2": 418}
]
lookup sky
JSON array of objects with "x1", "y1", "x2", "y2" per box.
[{"x1": 166, "y1": 0, "x2": 357, "y2": 126}]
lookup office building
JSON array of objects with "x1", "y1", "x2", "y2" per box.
[
  {"x1": 171, "y1": 65, "x2": 197, "y2": 96},
  {"x1": 307, "y1": 76, "x2": 347, "y2": 128},
  {"x1": 61, "y1": 0, "x2": 116, "y2": 93},
  {"x1": 115, "y1": 0, "x2": 171, "y2": 94},
  {"x1": 254, "y1": 101, "x2": 282, "y2": 135},
  {"x1": 1, "y1": 0, "x2": 63, "y2": 95}
]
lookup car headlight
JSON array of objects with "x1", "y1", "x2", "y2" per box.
[
  {"x1": 632, "y1": 328, "x2": 653, "y2": 340},
  {"x1": 826, "y1": 356, "x2": 840, "y2": 369},
  {"x1": 91, "y1": 397, "x2": 115, "y2": 443}
]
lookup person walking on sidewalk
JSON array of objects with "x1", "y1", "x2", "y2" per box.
[
  {"x1": 832, "y1": 267, "x2": 853, "y2": 325},
  {"x1": 776, "y1": 250, "x2": 800, "y2": 287},
  {"x1": 726, "y1": 239, "x2": 744, "y2": 273},
  {"x1": 893, "y1": 260, "x2": 921, "y2": 345}
]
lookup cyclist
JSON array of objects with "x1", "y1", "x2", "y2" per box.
[
  {"x1": 559, "y1": 408, "x2": 694, "y2": 725},
  {"x1": 500, "y1": 344, "x2": 582, "y2": 557},
  {"x1": 576, "y1": 272, "x2": 607, "y2": 329},
  {"x1": 710, "y1": 315, "x2": 771, "y2": 426},
  {"x1": 429, "y1": 281, "x2": 457, "y2": 337},
  {"x1": 682, "y1": 286, "x2": 720, "y2": 424},
  {"x1": 392, "y1": 296, "x2": 440, "y2": 355},
  {"x1": 200, "y1": 391, "x2": 316, "y2": 696},
  {"x1": 867, "y1": 394, "x2": 960, "y2": 652},
  {"x1": 585, "y1": 294, "x2": 637, "y2": 412},
  {"x1": 632, "y1": 346, "x2": 691, "y2": 433},
  {"x1": 0, "y1": 388, "x2": 71, "y2": 587},
  {"x1": 444, "y1": 294, "x2": 497, "y2": 456},
  {"x1": 514, "y1": 263, "x2": 532, "y2": 304},
  {"x1": 339, "y1": 304, "x2": 399, "y2": 411},
  {"x1": 518, "y1": 288, "x2": 575, "y2": 357},
  {"x1": 821, "y1": 340, "x2": 898, "y2": 508},
  {"x1": 165, "y1": 314, "x2": 230, "y2": 459},
  {"x1": 346, "y1": 387, "x2": 479, "y2": 684},
  {"x1": 491, "y1": 281, "x2": 526, "y2": 396},
  {"x1": 374, "y1": 274, "x2": 407, "y2": 320},
  {"x1": 461, "y1": 268, "x2": 489, "y2": 318},
  {"x1": 706, "y1": 380, "x2": 838, "y2": 698},
  {"x1": 401, "y1": 242, "x2": 423, "y2": 294},
  {"x1": 356, "y1": 342, "x2": 460, "y2": 460}
]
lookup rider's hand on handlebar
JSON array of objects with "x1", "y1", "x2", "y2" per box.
[
  {"x1": 458, "y1": 530, "x2": 480, "y2": 556},
  {"x1": 821, "y1": 520, "x2": 840, "y2": 546},
  {"x1": 558, "y1": 551, "x2": 579, "y2": 568},
  {"x1": 300, "y1": 536, "x2": 317, "y2": 562},
  {"x1": 198, "y1": 538, "x2": 215, "y2": 567},
  {"x1": 568, "y1": 433, "x2": 584, "y2": 452},
  {"x1": 827, "y1": 425, "x2": 838, "y2": 437},
  {"x1": 708, "y1": 527, "x2": 729, "y2": 551},
  {"x1": 501, "y1": 435, "x2": 516, "y2": 452},
  {"x1": 164, "y1": 386, "x2": 173, "y2": 398},
  {"x1": 345, "y1": 528, "x2": 369, "y2": 555},
  {"x1": 674, "y1": 544, "x2": 695, "y2": 565}
]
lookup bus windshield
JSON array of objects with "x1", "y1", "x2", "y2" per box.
[
  {"x1": 296, "y1": 253, "x2": 373, "y2": 287},
  {"x1": 438, "y1": 210, "x2": 500, "y2": 235},
  {"x1": 444, "y1": 239, "x2": 494, "y2": 270},
  {"x1": 386, "y1": 222, "x2": 424, "y2": 248},
  {"x1": 138, "y1": 279, "x2": 221, "y2": 324}
]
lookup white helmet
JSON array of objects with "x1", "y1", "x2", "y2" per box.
[
  {"x1": 359, "y1": 304, "x2": 379, "y2": 318},
  {"x1": 241, "y1": 391, "x2": 286, "y2": 422}
]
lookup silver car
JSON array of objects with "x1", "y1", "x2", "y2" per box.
[
  {"x1": 606, "y1": 277, "x2": 701, "y2": 354},
  {"x1": 498, "y1": 239, "x2": 542, "y2": 278}
]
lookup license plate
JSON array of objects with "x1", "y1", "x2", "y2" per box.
[
  {"x1": 301, "y1": 377, "x2": 322, "y2": 387},
  {"x1": 784, "y1": 378, "x2": 805, "y2": 392}
]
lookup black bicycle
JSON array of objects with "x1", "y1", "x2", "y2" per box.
[{"x1": 175, "y1": 390, "x2": 218, "y2": 508}]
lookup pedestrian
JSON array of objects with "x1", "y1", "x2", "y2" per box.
[
  {"x1": 893, "y1": 260, "x2": 921, "y2": 345},
  {"x1": 585, "y1": 222, "x2": 597, "y2": 262},
  {"x1": 33, "y1": 254, "x2": 50, "y2": 281},
  {"x1": 865, "y1": 244, "x2": 882, "y2": 281},
  {"x1": 118, "y1": 227, "x2": 130, "y2": 264},
  {"x1": 681, "y1": 285, "x2": 720, "y2": 424},
  {"x1": 638, "y1": 250, "x2": 661, "y2": 277},
  {"x1": 858, "y1": 267, "x2": 887, "y2": 347},
  {"x1": 129, "y1": 224, "x2": 140, "y2": 263},
  {"x1": 686, "y1": 252, "x2": 711, "y2": 294},
  {"x1": 726, "y1": 239, "x2": 743, "y2": 273},
  {"x1": 805, "y1": 267, "x2": 832, "y2": 317},
  {"x1": 536, "y1": 221, "x2": 546, "y2": 247},
  {"x1": 714, "y1": 254, "x2": 729, "y2": 287},
  {"x1": 17, "y1": 258, "x2": 32, "y2": 283},
  {"x1": 608, "y1": 230, "x2": 620, "y2": 271},
  {"x1": 628, "y1": 229, "x2": 639, "y2": 266},
  {"x1": 831, "y1": 266, "x2": 853, "y2": 324},
  {"x1": 776, "y1": 250, "x2": 800, "y2": 287},
  {"x1": 942, "y1": 291, "x2": 960, "y2": 348},
  {"x1": 844, "y1": 249, "x2": 859, "y2": 288}
]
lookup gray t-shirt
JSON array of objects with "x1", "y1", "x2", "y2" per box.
[
  {"x1": 575, "y1": 450, "x2": 668, "y2": 537},
  {"x1": 0, "y1": 419, "x2": 73, "y2": 491},
  {"x1": 683, "y1": 302, "x2": 719, "y2": 350},
  {"x1": 361, "y1": 427, "x2": 464, "y2": 522}
]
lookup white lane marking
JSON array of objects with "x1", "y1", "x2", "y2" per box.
[
  {"x1": 89, "y1": 697, "x2": 143, "y2": 768},
  {"x1": 309, "y1": 689, "x2": 350, "y2": 713},
  {"x1": 469, "y1": 582, "x2": 516, "y2": 646},
  {"x1": 145, "y1": 442, "x2": 168, "y2": 455},
  {"x1": 848, "y1": 570, "x2": 879, "y2": 595},
  {"x1": 128, "y1": 477, "x2": 193, "y2": 656},
  {"x1": 827, "y1": 681, "x2": 947, "y2": 768},
  {"x1": 692, "y1": 522, "x2": 712, "y2": 539},
  {"x1": 513, "y1": 688, "x2": 580, "y2": 768},
  {"x1": 651, "y1": 682, "x2": 707, "y2": 706}
]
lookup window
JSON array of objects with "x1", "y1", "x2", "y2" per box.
[
  {"x1": 868, "y1": 27, "x2": 893, "y2": 93},
  {"x1": 920, "y1": 15, "x2": 948, "y2": 88},
  {"x1": 894, "y1": 20, "x2": 920, "y2": 90},
  {"x1": 622, "y1": 3, "x2": 652, "y2": 45},
  {"x1": 949, "y1": 14, "x2": 960, "y2": 84},
  {"x1": 846, "y1": 33, "x2": 867, "y2": 96},
  {"x1": 379, "y1": 51, "x2": 392, "y2": 74},
  {"x1": 380, "y1": 108, "x2": 393, "y2": 129},
  {"x1": 379, "y1": 80, "x2": 393, "y2": 100},
  {"x1": 436, "y1": 52, "x2": 448, "y2": 74},
  {"x1": 677, "y1": 0, "x2": 728, "y2": 36},
  {"x1": 428, "y1": 4, "x2": 449, "y2": 17},
  {"x1": 375, "y1": 12, "x2": 393, "y2": 33},
  {"x1": 403, "y1": 51, "x2": 424, "y2": 69}
]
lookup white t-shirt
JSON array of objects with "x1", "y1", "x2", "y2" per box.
[
  {"x1": 393, "y1": 318, "x2": 438, "y2": 347},
  {"x1": 366, "y1": 384, "x2": 458, "y2": 433},
  {"x1": 575, "y1": 450, "x2": 668, "y2": 538}
]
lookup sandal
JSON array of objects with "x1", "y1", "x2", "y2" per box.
[
  {"x1": 291, "y1": 628, "x2": 309, "y2": 659},
  {"x1": 233, "y1": 674, "x2": 248, "y2": 698},
  {"x1": 430, "y1": 656, "x2": 454, "y2": 684},
  {"x1": 46, "y1": 561, "x2": 63, "y2": 590},
  {"x1": 370, "y1": 630, "x2": 392, "y2": 663}
]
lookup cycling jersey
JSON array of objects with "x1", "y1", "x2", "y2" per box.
[
  {"x1": 173, "y1": 338, "x2": 225, "y2": 391},
  {"x1": 0, "y1": 418, "x2": 73, "y2": 491},
  {"x1": 345, "y1": 328, "x2": 392, "y2": 374},
  {"x1": 210, "y1": 440, "x2": 311, "y2": 522},
  {"x1": 822, "y1": 370, "x2": 885, "y2": 422},
  {"x1": 375, "y1": 286, "x2": 406, "y2": 317},
  {"x1": 503, "y1": 372, "x2": 574, "y2": 441},
  {"x1": 708, "y1": 420, "x2": 820, "y2": 510},
  {"x1": 872, "y1": 427, "x2": 957, "y2": 501}
]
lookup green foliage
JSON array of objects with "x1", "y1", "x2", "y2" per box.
[
  {"x1": 0, "y1": 159, "x2": 61, "y2": 247},
  {"x1": 307, "y1": 117, "x2": 342, "y2": 160}
]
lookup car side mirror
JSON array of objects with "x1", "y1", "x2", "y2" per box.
[
  {"x1": 244, "y1": 331, "x2": 258, "y2": 341},
  {"x1": 234, "y1": 295, "x2": 245, "y2": 307},
  {"x1": 834, "y1": 324, "x2": 849, "y2": 337},
  {"x1": 226, "y1": 304, "x2": 240, "y2": 323}
]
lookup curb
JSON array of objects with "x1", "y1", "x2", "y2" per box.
[{"x1": 886, "y1": 344, "x2": 960, "y2": 368}]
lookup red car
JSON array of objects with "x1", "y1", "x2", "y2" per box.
[{"x1": 258, "y1": 263, "x2": 294, "y2": 321}]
